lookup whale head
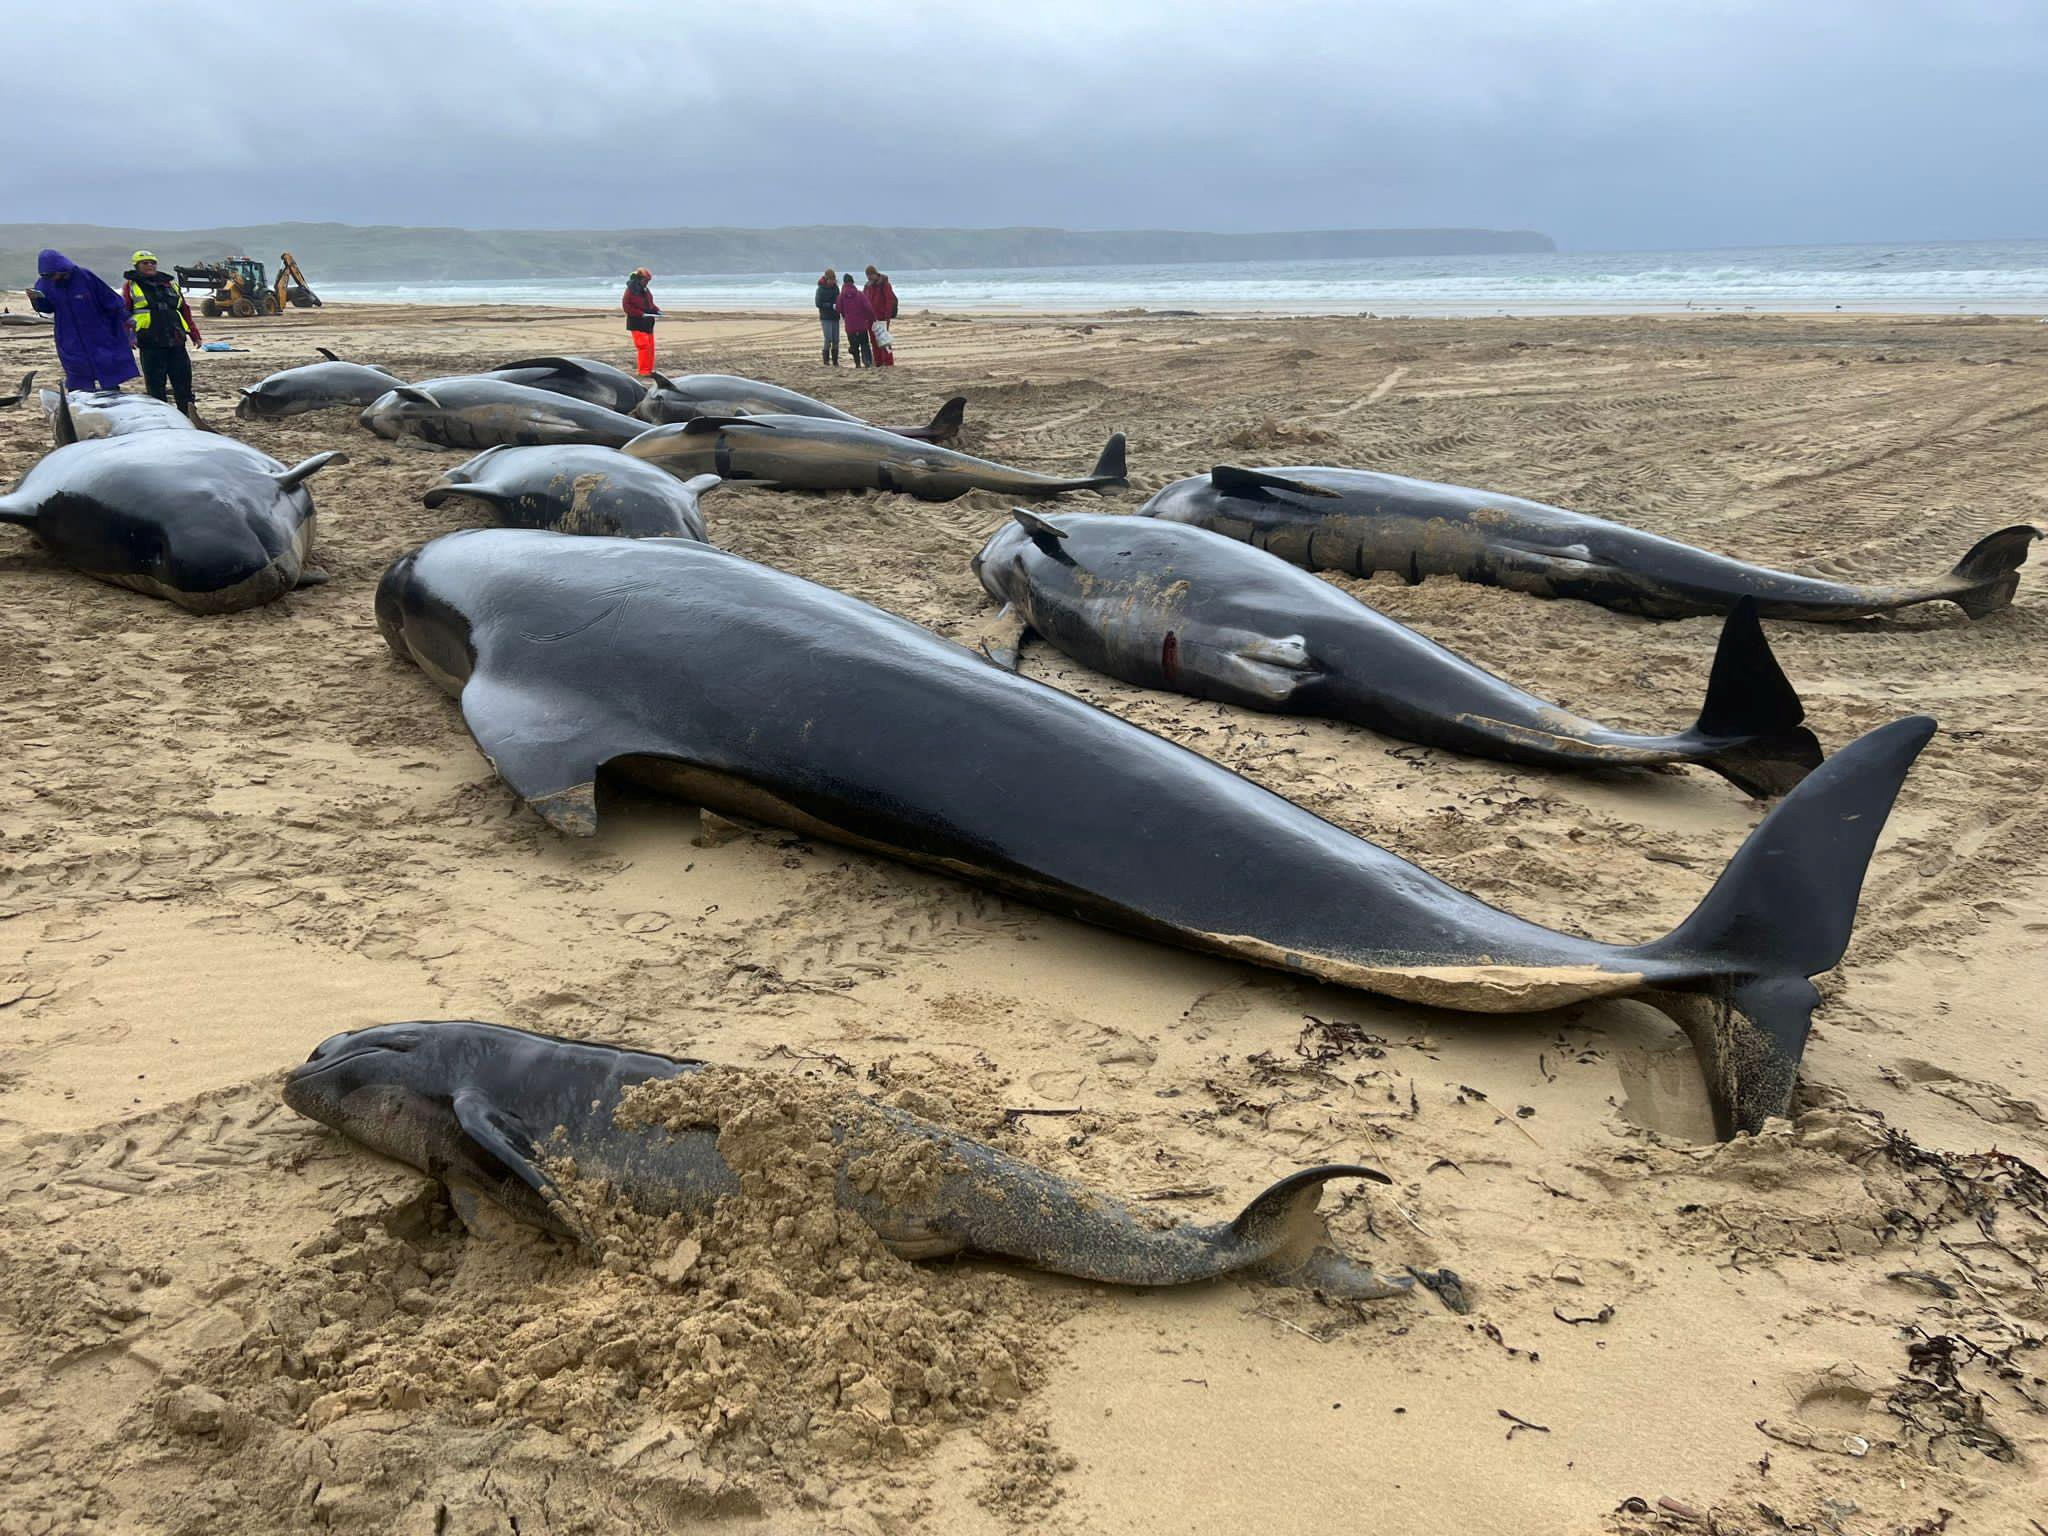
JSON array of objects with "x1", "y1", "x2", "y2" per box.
[
  {"x1": 284, "y1": 1023, "x2": 471, "y2": 1173},
  {"x1": 375, "y1": 543, "x2": 478, "y2": 695},
  {"x1": 284, "y1": 1022, "x2": 570, "y2": 1231},
  {"x1": 358, "y1": 385, "x2": 440, "y2": 441}
]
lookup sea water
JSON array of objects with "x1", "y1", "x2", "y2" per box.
[{"x1": 316, "y1": 238, "x2": 2048, "y2": 316}]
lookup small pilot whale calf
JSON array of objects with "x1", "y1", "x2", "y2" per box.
[
  {"x1": 624, "y1": 416, "x2": 1124, "y2": 501},
  {"x1": 635, "y1": 370, "x2": 968, "y2": 442},
  {"x1": 1141, "y1": 465, "x2": 2041, "y2": 622},
  {"x1": 973, "y1": 510, "x2": 1824, "y2": 797},
  {"x1": 377, "y1": 530, "x2": 1935, "y2": 1136},
  {"x1": 236, "y1": 348, "x2": 404, "y2": 419},
  {"x1": 425, "y1": 445, "x2": 717, "y2": 539},
  {"x1": 284, "y1": 1020, "x2": 1412, "y2": 1299}
]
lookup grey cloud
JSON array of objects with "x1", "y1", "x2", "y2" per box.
[{"x1": 13, "y1": 0, "x2": 2046, "y2": 248}]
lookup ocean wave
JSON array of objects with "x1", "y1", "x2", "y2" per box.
[{"x1": 317, "y1": 238, "x2": 2048, "y2": 315}]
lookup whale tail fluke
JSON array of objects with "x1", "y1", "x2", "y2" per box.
[
  {"x1": 1224, "y1": 1165, "x2": 1414, "y2": 1301},
  {"x1": 1687, "y1": 597, "x2": 1826, "y2": 797},
  {"x1": 1, "y1": 370, "x2": 34, "y2": 408},
  {"x1": 51, "y1": 386, "x2": 78, "y2": 447},
  {"x1": 1086, "y1": 431, "x2": 1129, "y2": 486},
  {"x1": 1637, "y1": 714, "x2": 1935, "y2": 1137},
  {"x1": 926, "y1": 395, "x2": 968, "y2": 442},
  {"x1": 1947, "y1": 524, "x2": 2040, "y2": 618}
]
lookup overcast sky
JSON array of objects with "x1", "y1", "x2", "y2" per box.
[{"x1": 13, "y1": 0, "x2": 2045, "y2": 250}]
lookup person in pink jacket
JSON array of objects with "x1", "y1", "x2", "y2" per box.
[{"x1": 836, "y1": 274, "x2": 875, "y2": 368}]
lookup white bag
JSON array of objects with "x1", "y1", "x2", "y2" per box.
[{"x1": 870, "y1": 320, "x2": 892, "y2": 350}]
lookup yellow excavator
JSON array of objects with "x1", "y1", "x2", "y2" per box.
[{"x1": 176, "y1": 252, "x2": 323, "y2": 318}]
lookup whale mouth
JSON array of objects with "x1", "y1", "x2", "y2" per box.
[{"x1": 284, "y1": 1031, "x2": 420, "y2": 1093}]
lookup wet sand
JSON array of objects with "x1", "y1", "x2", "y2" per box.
[{"x1": 2, "y1": 303, "x2": 2044, "y2": 1534}]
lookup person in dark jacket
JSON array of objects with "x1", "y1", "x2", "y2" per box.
[
  {"x1": 836, "y1": 273, "x2": 875, "y2": 369},
  {"x1": 123, "y1": 252, "x2": 202, "y2": 417},
  {"x1": 623, "y1": 268, "x2": 661, "y2": 375},
  {"x1": 815, "y1": 269, "x2": 841, "y2": 366},
  {"x1": 29, "y1": 249, "x2": 138, "y2": 391},
  {"x1": 863, "y1": 265, "x2": 900, "y2": 367}
]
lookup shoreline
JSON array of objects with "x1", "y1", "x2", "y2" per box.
[{"x1": 279, "y1": 298, "x2": 2048, "y2": 322}]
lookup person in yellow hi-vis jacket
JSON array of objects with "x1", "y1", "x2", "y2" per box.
[{"x1": 122, "y1": 252, "x2": 203, "y2": 418}]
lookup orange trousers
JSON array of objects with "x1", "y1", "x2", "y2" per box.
[{"x1": 632, "y1": 330, "x2": 656, "y2": 375}]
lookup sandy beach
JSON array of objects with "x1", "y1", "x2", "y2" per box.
[{"x1": 1, "y1": 302, "x2": 2044, "y2": 1534}]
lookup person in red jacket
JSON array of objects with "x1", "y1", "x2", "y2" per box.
[
  {"x1": 622, "y1": 268, "x2": 661, "y2": 375},
  {"x1": 864, "y1": 265, "x2": 899, "y2": 366},
  {"x1": 836, "y1": 274, "x2": 875, "y2": 368}
]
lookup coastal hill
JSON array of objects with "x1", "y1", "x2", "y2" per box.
[{"x1": 0, "y1": 222, "x2": 1553, "y2": 287}]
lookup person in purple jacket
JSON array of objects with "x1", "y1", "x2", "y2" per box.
[
  {"x1": 836, "y1": 272, "x2": 875, "y2": 368},
  {"x1": 27, "y1": 250, "x2": 138, "y2": 392}
]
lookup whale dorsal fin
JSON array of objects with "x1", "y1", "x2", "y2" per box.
[
  {"x1": 1009, "y1": 507, "x2": 1069, "y2": 554},
  {"x1": 315, "y1": 346, "x2": 345, "y2": 362},
  {"x1": 648, "y1": 369, "x2": 676, "y2": 390},
  {"x1": 1209, "y1": 465, "x2": 1341, "y2": 501},
  {"x1": 390, "y1": 386, "x2": 439, "y2": 407}
]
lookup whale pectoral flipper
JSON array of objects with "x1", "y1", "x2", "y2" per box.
[
  {"x1": 680, "y1": 416, "x2": 776, "y2": 435},
  {"x1": 1009, "y1": 507, "x2": 1070, "y2": 555},
  {"x1": 1209, "y1": 465, "x2": 1343, "y2": 501},
  {"x1": 973, "y1": 603, "x2": 1032, "y2": 671},
  {"x1": 450, "y1": 1090, "x2": 592, "y2": 1242},
  {"x1": 275, "y1": 451, "x2": 348, "y2": 491},
  {"x1": 456, "y1": 670, "x2": 617, "y2": 836},
  {"x1": 1182, "y1": 628, "x2": 1318, "y2": 703}
]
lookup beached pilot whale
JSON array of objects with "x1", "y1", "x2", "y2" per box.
[
  {"x1": 635, "y1": 370, "x2": 969, "y2": 443},
  {"x1": 1141, "y1": 466, "x2": 2041, "y2": 622},
  {"x1": 376, "y1": 529, "x2": 1935, "y2": 1138},
  {"x1": 624, "y1": 416, "x2": 1124, "y2": 500},
  {"x1": 426, "y1": 445, "x2": 716, "y2": 539},
  {"x1": 1, "y1": 394, "x2": 341, "y2": 612},
  {"x1": 40, "y1": 387, "x2": 195, "y2": 440},
  {"x1": 973, "y1": 510, "x2": 1823, "y2": 797},
  {"x1": 359, "y1": 378, "x2": 648, "y2": 451},
  {"x1": 482, "y1": 355, "x2": 650, "y2": 415},
  {"x1": 284, "y1": 1019, "x2": 1412, "y2": 1299},
  {"x1": 236, "y1": 348, "x2": 403, "y2": 419}
]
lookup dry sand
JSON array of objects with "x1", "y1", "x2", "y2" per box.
[{"x1": 1, "y1": 302, "x2": 2045, "y2": 1535}]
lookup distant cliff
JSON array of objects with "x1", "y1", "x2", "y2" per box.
[{"x1": 0, "y1": 222, "x2": 1555, "y2": 287}]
